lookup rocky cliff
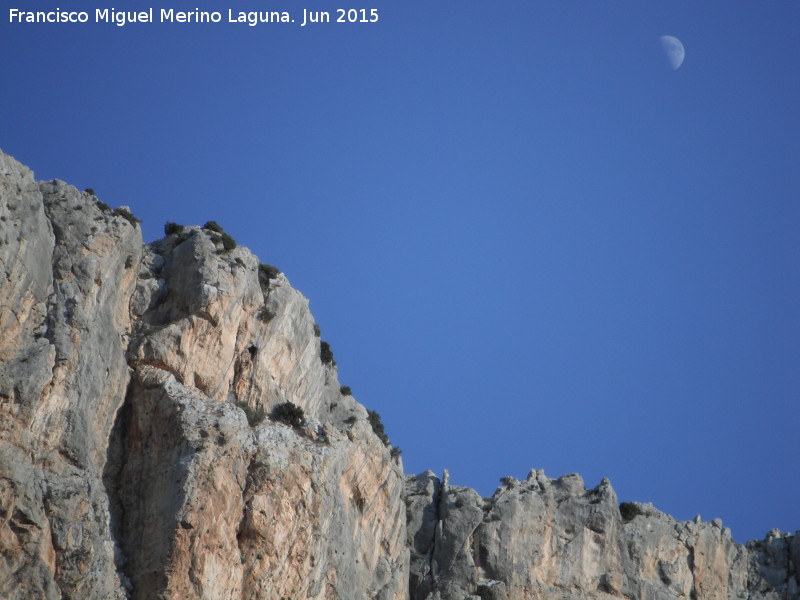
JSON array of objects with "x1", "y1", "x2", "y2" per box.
[
  {"x1": 0, "y1": 150, "x2": 796, "y2": 599},
  {"x1": 405, "y1": 470, "x2": 798, "y2": 600}
]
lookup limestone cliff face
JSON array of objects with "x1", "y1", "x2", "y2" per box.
[
  {"x1": 1, "y1": 153, "x2": 138, "y2": 600},
  {"x1": 0, "y1": 150, "x2": 406, "y2": 599},
  {"x1": 0, "y1": 149, "x2": 796, "y2": 599}
]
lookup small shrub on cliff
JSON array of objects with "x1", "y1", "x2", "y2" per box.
[
  {"x1": 475, "y1": 584, "x2": 498, "y2": 600},
  {"x1": 164, "y1": 221, "x2": 185, "y2": 236},
  {"x1": 219, "y1": 232, "x2": 237, "y2": 251},
  {"x1": 340, "y1": 386, "x2": 352, "y2": 396},
  {"x1": 619, "y1": 502, "x2": 645, "y2": 523},
  {"x1": 258, "y1": 263, "x2": 281, "y2": 293},
  {"x1": 84, "y1": 187, "x2": 96, "y2": 196},
  {"x1": 367, "y1": 409, "x2": 390, "y2": 446},
  {"x1": 202, "y1": 220, "x2": 224, "y2": 233},
  {"x1": 235, "y1": 401, "x2": 266, "y2": 427},
  {"x1": 202, "y1": 221, "x2": 236, "y2": 251},
  {"x1": 320, "y1": 341, "x2": 335, "y2": 365},
  {"x1": 208, "y1": 232, "x2": 236, "y2": 251},
  {"x1": 113, "y1": 207, "x2": 141, "y2": 227},
  {"x1": 271, "y1": 401, "x2": 305, "y2": 428},
  {"x1": 96, "y1": 199, "x2": 111, "y2": 212}
]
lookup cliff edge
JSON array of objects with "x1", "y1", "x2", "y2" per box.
[{"x1": 0, "y1": 150, "x2": 796, "y2": 599}]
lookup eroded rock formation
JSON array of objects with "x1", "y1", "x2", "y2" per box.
[
  {"x1": 406, "y1": 469, "x2": 798, "y2": 600},
  {"x1": 0, "y1": 150, "x2": 796, "y2": 599},
  {"x1": 0, "y1": 150, "x2": 405, "y2": 599}
]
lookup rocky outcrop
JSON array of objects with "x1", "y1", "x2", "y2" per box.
[
  {"x1": 0, "y1": 149, "x2": 797, "y2": 599},
  {"x1": 0, "y1": 150, "x2": 406, "y2": 599},
  {"x1": 105, "y1": 365, "x2": 406, "y2": 600},
  {"x1": 1, "y1": 155, "x2": 139, "y2": 600},
  {"x1": 405, "y1": 469, "x2": 798, "y2": 600},
  {"x1": 748, "y1": 531, "x2": 800, "y2": 600}
]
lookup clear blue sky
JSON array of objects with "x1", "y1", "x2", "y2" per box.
[{"x1": 2, "y1": 1, "x2": 798, "y2": 543}]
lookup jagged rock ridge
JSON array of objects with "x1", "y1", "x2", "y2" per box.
[
  {"x1": 0, "y1": 150, "x2": 796, "y2": 599},
  {"x1": 406, "y1": 470, "x2": 799, "y2": 600}
]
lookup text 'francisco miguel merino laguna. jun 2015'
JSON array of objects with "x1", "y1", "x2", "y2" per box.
[{"x1": 8, "y1": 7, "x2": 380, "y2": 27}]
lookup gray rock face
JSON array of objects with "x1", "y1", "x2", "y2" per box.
[
  {"x1": 748, "y1": 530, "x2": 800, "y2": 599},
  {"x1": 1, "y1": 155, "x2": 139, "y2": 600},
  {"x1": 0, "y1": 148, "x2": 796, "y2": 599},
  {"x1": 405, "y1": 469, "x2": 798, "y2": 600}
]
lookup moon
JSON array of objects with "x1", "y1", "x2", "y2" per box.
[{"x1": 660, "y1": 35, "x2": 685, "y2": 70}]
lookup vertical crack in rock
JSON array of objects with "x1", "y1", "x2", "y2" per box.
[
  {"x1": 235, "y1": 454, "x2": 260, "y2": 598},
  {"x1": 686, "y1": 542, "x2": 697, "y2": 600},
  {"x1": 405, "y1": 471, "x2": 442, "y2": 600},
  {"x1": 102, "y1": 381, "x2": 134, "y2": 596}
]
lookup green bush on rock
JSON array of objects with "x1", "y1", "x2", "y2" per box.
[{"x1": 271, "y1": 401, "x2": 305, "y2": 428}]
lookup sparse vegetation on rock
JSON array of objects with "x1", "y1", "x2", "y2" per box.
[
  {"x1": 235, "y1": 401, "x2": 266, "y2": 427},
  {"x1": 271, "y1": 401, "x2": 305, "y2": 428},
  {"x1": 219, "y1": 232, "x2": 236, "y2": 251},
  {"x1": 113, "y1": 207, "x2": 141, "y2": 227},
  {"x1": 367, "y1": 409, "x2": 390, "y2": 446},
  {"x1": 202, "y1": 220, "x2": 224, "y2": 233},
  {"x1": 164, "y1": 222, "x2": 185, "y2": 236},
  {"x1": 258, "y1": 262, "x2": 280, "y2": 293},
  {"x1": 320, "y1": 341, "x2": 335, "y2": 365},
  {"x1": 202, "y1": 220, "x2": 236, "y2": 250}
]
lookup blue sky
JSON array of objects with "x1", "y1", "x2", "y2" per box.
[{"x1": 2, "y1": 1, "x2": 798, "y2": 543}]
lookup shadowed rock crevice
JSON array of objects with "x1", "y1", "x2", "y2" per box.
[
  {"x1": 111, "y1": 371, "x2": 190, "y2": 599},
  {"x1": 101, "y1": 381, "x2": 134, "y2": 597}
]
